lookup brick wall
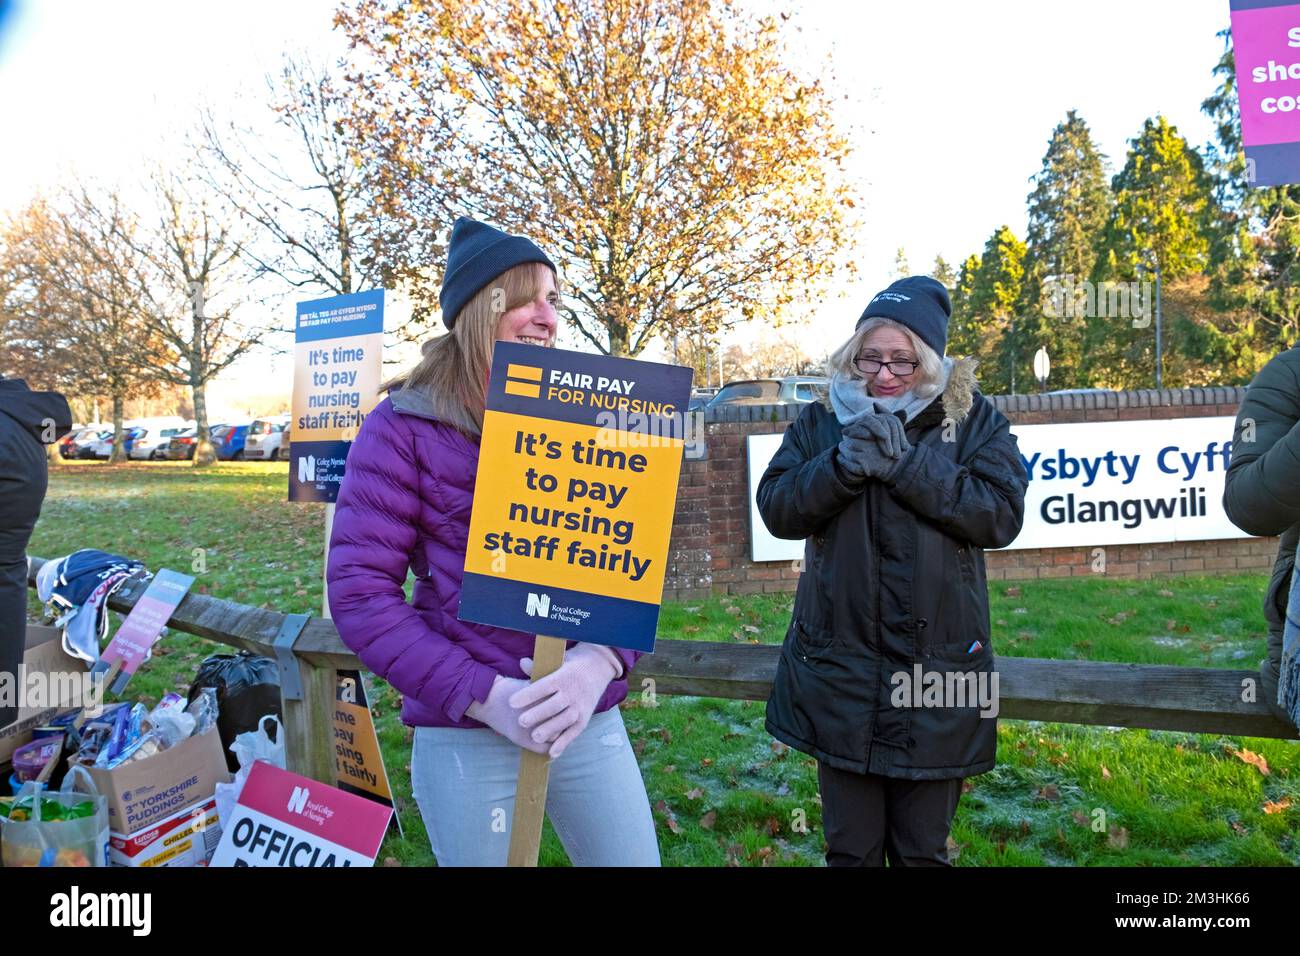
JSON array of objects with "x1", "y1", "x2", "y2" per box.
[{"x1": 661, "y1": 386, "x2": 1281, "y2": 601}]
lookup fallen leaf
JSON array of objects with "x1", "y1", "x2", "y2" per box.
[
  {"x1": 742, "y1": 624, "x2": 761, "y2": 634},
  {"x1": 1036, "y1": 784, "x2": 1060, "y2": 802},
  {"x1": 725, "y1": 606, "x2": 741, "y2": 615},
  {"x1": 1004, "y1": 586, "x2": 1021, "y2": 597},
  {"x1": 1101, "y1": 764, "x2": 1111, "y2": 780},
  {"x1": 699, "y1": 810, "x2": 717, "y2": 830},
  {"x1": 1230, "y1": 747, "x2": 1270, "y2": 776},
  {"x1": 1263, "y1": 797, "x2": 1292, "y2": 814},
  {"x1": 663, "y1": 764, "x2": 676, "y2": 773},
  {"x1": 1230, "y1": 820, "x2": 1248, "y2": 835},
  {"x1": 945, "y1": 835, "x2": 964, "y2": 861},
  {"x1": 1107, "y1": 825, "x2": 1129, "y2": 849},
  {"x1": 765, "y1": 816, "x2": 781, "y2": 836},
  {"x1": 685, "y1": 787, "x2": 704, "y2": 800},
  {"x1": 1157, "y1": 589, "x2": 1174, "y2": 598},
  {"x1": 382, "y1": 856, "x2": 401, "y2": 867},
  {"x1": 1071, "y1": 810, "x2": 1090, "y2": 827},
  {"x1": 700, "y1": 757, "x2": 713, "y2": 767}
]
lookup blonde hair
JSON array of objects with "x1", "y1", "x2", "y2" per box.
[
  {"x1": 827, "y1": 317, "x2": 944, "y2": 401},
  {"x1": 381, "y1": 261, "x2": 558, "y2": 436}
]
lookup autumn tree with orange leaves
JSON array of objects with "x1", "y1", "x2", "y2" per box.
[{"x1": 336, "y1": 0, "x2": 857, "y2": 356}]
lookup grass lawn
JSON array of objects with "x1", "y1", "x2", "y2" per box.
[{"x1": 26, "y1": 459, "x2": 1300, "y2": 866}]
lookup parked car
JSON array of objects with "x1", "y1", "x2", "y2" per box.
[
  {"x1": 166, "y1": 425, "x2": 222, "y2": 461},
  {"x1": 688, "y1": 388, "x2": 719, "y2": 412},
  {"x1": 242, "y1": 415, "x2": 290, "y2": 461},
  {"x1": 129, "y1": 423, "x2": 194, "y2": 460},
  {"x1": 90, "y1": 426, "x2": 149, "y2": 459},
  {"x1": 59, "y1": 427, "x2": 101, "y2": 459},
  {"x1": 75, "y1": 430, "x2": 112, "y2": 459},
  {"x1": 212, "y1": 423, "x2": 251, "y2": 461},
  {"x1": 706, "y1": 376, "x2": 828, "y2": 408}
]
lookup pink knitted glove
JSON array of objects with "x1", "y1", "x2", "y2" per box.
[
  {"x1": 511, "y1": 643, "x2": 622, "y2": 758},
  {"x1": 465, "y1": 675, "x2": 550, "y2": 754}
]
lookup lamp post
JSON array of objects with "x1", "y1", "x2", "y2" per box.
[{"x1": 1144, "y1": 251, "x2": 1163, "y2": 389}]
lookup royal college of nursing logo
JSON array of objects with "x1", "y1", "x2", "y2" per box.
[{"x1": 525, "y1": 592, "x2": 550, "y2": 617}]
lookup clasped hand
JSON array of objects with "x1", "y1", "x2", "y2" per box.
[
  {"x1": 466, "y1": 643, "x2": 622, "y2": 759},
  {"x1": 836, "y1": 408, "x2": 911, "y2": 480}
]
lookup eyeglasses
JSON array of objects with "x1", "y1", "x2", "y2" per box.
[{"x1": 855, "y1": 356, "x2": 919, "y2": 376}]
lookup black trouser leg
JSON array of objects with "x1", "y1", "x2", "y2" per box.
[
  {"x1": 0, "y1": 429, "x2": 48, "y2": 729},
  {"x1": 882, "y1": 775, "x2": 963, "y2": 867},
  {"x1": 818, "y1": 761, "x2": 963, "y2": 867},
  {"x1": 817, "y1": 761, "x2": 887, "y2": 866}
]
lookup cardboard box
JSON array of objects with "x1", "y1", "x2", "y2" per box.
[
  {"x1": 109, "y1": 797, "x2": 222, "y2": 867},
  {"x1": 0, "y1": 624, "x2": 87, "y2": 765},
  {"x1": 87, "y1": 726, "x2": 231, "y2": 835}
]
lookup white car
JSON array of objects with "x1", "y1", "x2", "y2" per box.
[
  {"x1": 243, "y1": 416, "x2": 291, "y2": 461},
  {"x1": 129, "y1": 423, "x2": 194, "y2": 460}
]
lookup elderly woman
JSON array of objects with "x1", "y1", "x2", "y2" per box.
[{"x1": 757, "y1": 276, "x2": 1028, "y2": 866}]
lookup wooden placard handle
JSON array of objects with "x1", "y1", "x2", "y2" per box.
[{"x1": 507, "y1": 634, "x2": 567, "y2": 867}]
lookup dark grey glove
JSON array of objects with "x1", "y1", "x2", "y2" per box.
[
  {"x1": 845, "y1": 410, "x2": 911, "y2": 459},
  {"x1": 837, "y1": 411, "x2": 911, "y2": 481}
]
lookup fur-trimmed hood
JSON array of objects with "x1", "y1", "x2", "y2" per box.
[{"x1": 816, "y1": 356, "x2": 980, "y2": 424}]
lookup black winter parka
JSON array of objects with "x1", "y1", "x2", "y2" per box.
[{"x1": 756, "y1": 359, "x2": 1028, "y2": 779}]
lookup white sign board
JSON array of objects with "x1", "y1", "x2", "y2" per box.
[{"x1": 746, "y1": 416, "x2": 1248, "y2": 560}]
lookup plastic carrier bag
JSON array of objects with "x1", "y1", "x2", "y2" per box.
[
  {"x1": 0, "y1": 766, "x2": 109, "y2": 867},
  {"x1": 213, "y1": 715, "x2": 285, "y2": 826}
]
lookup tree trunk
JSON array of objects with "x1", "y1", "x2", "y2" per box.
[
  {"x1": 606, "y1": 320, "x2": 629, "y2": 357},
  {"x1": 108, "y1": 391, "x2": 127, "y2": 465},
  {"x1": 192, "y1": 377, "x2": 217, "y2": 466}
]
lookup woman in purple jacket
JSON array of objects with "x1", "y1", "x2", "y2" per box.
[{"x1": 326, "y1": 218, "x2": 660, "y2": 866}]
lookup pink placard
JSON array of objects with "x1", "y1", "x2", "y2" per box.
[
  {"x1": 236, "y1": 761, "x2": 393, "y2": 859},
  {"x1": 1232, "y1": 3, "x2": 1300, "y2": 147}
]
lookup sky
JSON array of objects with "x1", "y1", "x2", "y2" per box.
[{"x1": 0, "y1": 0, "x2": 1233, "y2": 413}]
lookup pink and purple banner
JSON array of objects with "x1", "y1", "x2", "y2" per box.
[
  {"x1": 100, "y1": 568, "x2": 193, "y2": 692},
  {"x1": 1231, "y1": 0, "x2": 1300, "y2": 186}
]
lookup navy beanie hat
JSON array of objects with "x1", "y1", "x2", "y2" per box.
[
  {"x1": 856, "y1": 276, "x2": 951, "y2": 358},
  {"x1": 439, "y1": 217, "x2": 556, "y2": 330}
]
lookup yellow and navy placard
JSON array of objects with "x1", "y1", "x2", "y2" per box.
[{"x1": 458, "y1": 342, "x2": 693, "y2": 652}]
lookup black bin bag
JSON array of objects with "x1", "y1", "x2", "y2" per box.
[{"x1": 187, "y1": 651, "x2": 282, "y2": 772}]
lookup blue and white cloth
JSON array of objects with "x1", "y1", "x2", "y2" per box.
[{"x1": 35, "y1": 550, "x2": 147, "y2": 664}]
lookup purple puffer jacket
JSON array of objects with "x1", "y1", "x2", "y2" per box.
[{"x1": 326, "y1": 388, "x2": 642, "y2": 729}]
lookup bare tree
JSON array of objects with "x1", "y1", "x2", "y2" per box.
[
  {"x1": 197, "y1": 55, "x2": 388, "y2": 302},
  {"x1": 129, "y1": 169, "x2": 266, "y2": 465}
]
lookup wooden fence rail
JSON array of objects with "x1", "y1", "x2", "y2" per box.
[{"x1": 26, "y1": 555, "x2": 1297, "y2": 784}]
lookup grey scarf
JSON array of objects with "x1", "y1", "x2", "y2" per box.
[{"x1": 829, "y1": 356, "x2": 954, "y2": 426}]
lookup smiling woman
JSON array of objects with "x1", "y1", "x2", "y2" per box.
[{"x1": 326, "y1": 216, "x2": 660, "y2": 867}]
